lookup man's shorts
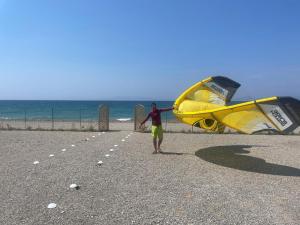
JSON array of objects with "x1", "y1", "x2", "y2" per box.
[{"x1": 151, "y1": 125, "x2": 163, "y2": 139}]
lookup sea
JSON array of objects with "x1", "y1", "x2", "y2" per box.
[{"x1": 0, "y1": 100, "x2": 175, "y2": 121}]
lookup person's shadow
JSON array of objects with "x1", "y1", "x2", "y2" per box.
[
  {"x1": 195, "y1": 145, "x2": 300, "y2": 177},
  {"x1": 159, "y1": 151, "x2": 185, "y2": 155}
]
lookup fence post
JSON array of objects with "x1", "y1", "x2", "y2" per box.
[
  {"x1": 98, "y1": 105, "x2": 109, "y2": 131},
  {"x1": 79, "y1": 109, "x2": 82, "y2": 130},
  {"x1": 51, "y1": 108, "x2": 54, "y2": 130},
  {"x1": 165, "y1": 112, "x2": 168, "y2": 131},
  {"x1": 24, "y1": 110, "x2": 27, "y2": 129},
  {"x1": 134, "y1": 104, "x2": 145, "y2": 131}
]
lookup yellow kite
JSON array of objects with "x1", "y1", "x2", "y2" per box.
[{"x1": 173, "y1": 76, "x2": 300, "y2": 134}]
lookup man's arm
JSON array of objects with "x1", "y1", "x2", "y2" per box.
[
  {"x1": 140, "y1": 113, "x2": 151, "y2": 125},
  {"x1": 159, "y1": 107, "x2": 174, "y2": 112}
]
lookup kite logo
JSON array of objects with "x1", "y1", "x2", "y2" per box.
[
  {"x1": 260, "y1": 104, "x2": 293, "y2": 130},
  {"x1": 270, "y1": 109, "x2": 288, "y2": 127}
]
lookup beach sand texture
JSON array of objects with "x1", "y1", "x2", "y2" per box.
[{"x1": 0, "y1": 130, "x2": 299, "y2": 225}]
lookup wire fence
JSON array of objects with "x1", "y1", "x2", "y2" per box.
[
  {"x1": 0, "y1": 106, "x2": 189, "y2": 132},
  {"x1": 0, "y1": 108, "x2": 99, "y2": 131}
]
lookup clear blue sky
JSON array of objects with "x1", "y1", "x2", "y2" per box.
[{"x1": 0, "y1": 0, "x2": 300, "y2": 100}]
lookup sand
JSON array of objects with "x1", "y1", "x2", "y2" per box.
[{"x1": 0, "y1": 130, "x2": 299, "y2": 225}]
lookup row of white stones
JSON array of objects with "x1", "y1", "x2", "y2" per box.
[{"x1": 44, "y1": 131, "x2": 133, "y2": 210}]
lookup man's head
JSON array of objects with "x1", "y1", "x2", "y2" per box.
[{"x1": 151, "y1": 102, "x2": 157, "y2": 111}]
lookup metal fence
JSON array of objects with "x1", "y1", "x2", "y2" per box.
[
  {"x1": 0, "y1": 105, "x2": 193, "y2": 132},
  {"x1": 0, "y1": 107, "x2": 105, "y2": 131}
]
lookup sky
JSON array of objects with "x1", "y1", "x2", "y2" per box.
[{"x1": 0, "y1": 0, "x2": 300, "y2": 101}]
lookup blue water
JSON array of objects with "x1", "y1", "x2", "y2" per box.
[{"x1": 0, "y1": 100, "x2": 175, "y2": 121}]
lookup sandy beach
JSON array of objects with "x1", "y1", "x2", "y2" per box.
[
  {"x1": 0, "y1": 130, "x2": 299, "y2": 225},
  {"x1": 2, "y1": 0, "x2": 300, "y2": 224}
]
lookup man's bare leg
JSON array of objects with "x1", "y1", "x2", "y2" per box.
[
  {"x1": 158, "y1": 137, "x2": 163, "y2": 152},
  {"x1": 153, "y1": 137, "x2": 158, "y2": 153}
]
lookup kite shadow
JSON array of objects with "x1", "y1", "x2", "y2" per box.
[{"x1": 195, "y1": 145, "x2": 300, "y2": 177}]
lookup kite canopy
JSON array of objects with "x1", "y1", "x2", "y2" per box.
[{"x1": 173, "y1": 76, "x2": 300, "y2": 134}]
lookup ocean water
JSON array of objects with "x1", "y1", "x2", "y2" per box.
[{"x1": 0, "y1": 100, "x2": 175, "y2": 121}]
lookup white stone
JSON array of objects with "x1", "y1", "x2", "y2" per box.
[
  {"x1": 47, "y1": 203, "x2": 57, "y2": 209},
  {"x1": 109, "y1": 149, "x2": 114, "y2": 152},
  {"x1": 49, "y1": 154, "x2": 54, "y2": 157},
  {"x1": 61, "y1": 148, "x2": 66, "y2": 152},
  {"x1": 33, "y1": 161, "x2": 39, "y2": 165},
  {"x1": 97, "y1": 160, "x2": 103, "y2": 165},
  {"x1": 70, "y1": 184, "x2": 78, "y2": 189},
  {"x1": 105, "y1": 154, "x2": 110, "y2": 157}
]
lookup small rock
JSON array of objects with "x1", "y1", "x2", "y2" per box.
[
  {"x1": 33, "y1": 161, "x2": 39, "y2": 165},
  {"x1": 70, "y1": 184, "x2": 80, "y2": 190},
  {"x1": 47, "y1": 203, "x2": 57, "y2": 209}
]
